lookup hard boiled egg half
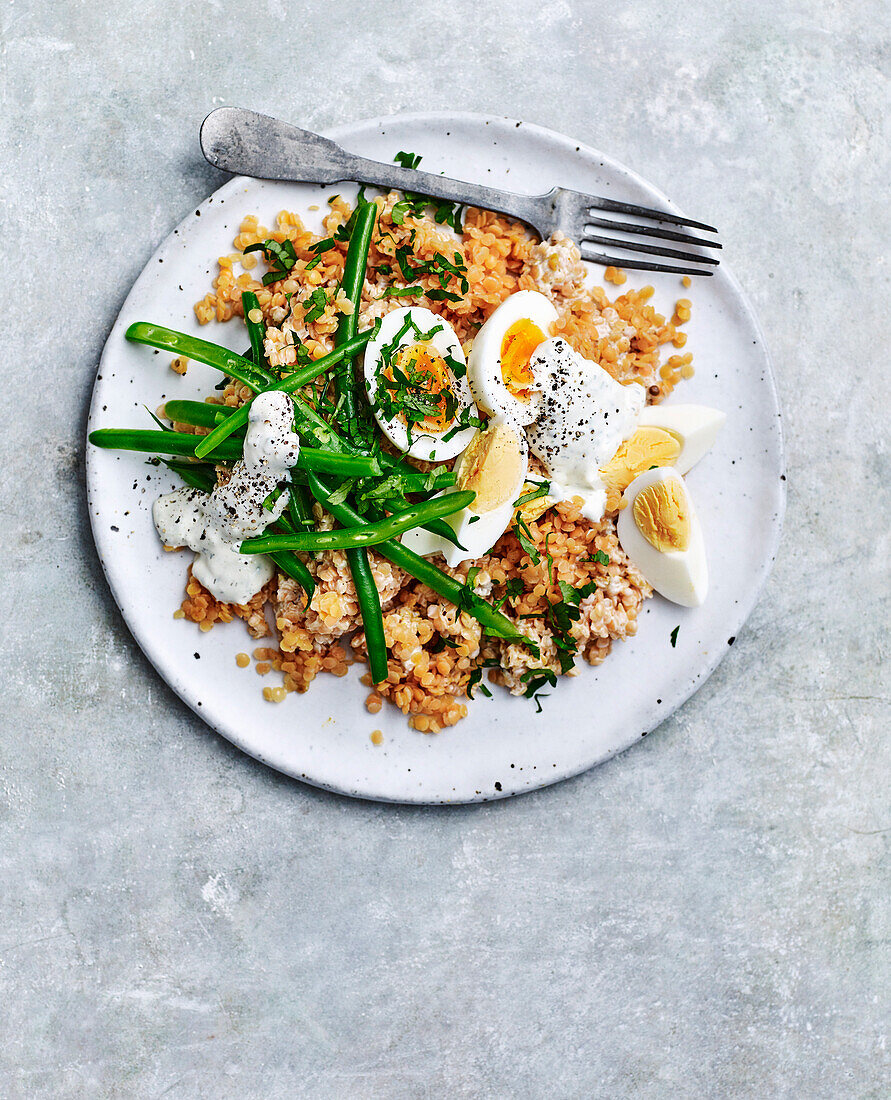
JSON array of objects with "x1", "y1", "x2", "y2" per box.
[
  {"x1": 401, "y1": 420, "x2": 528, "y2": 567},
  {"x1": 363, "y1": 306, "x2": 479, "y2": 461},
  {"x1": 467, "y1": 290, "x2": 558, "y2": 425},
  {"x1": 617, "y1": 467, "x2": 707, "y2": 607}
]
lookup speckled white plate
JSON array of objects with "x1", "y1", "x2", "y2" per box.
[{"x1": 86, "y1": 112, "x2": 784, "y2": 804}]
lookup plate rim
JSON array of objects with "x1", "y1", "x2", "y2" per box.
[{"x1": 86, "y1": 110, "x2": 785, "y2": 804}]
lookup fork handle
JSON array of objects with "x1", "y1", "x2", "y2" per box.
[{"x1": 200, "y1": 107, "x2": 548, "y2": 231}]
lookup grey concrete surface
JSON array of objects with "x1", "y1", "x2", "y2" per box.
[{"x1": 1, "y1": 0, "x2": 888, "y2": 1096}]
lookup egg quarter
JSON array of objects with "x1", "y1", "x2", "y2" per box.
[
  {"x1": 617, "y1": 467, "x2": 708, "y2": 607},
  {"x1": 636, "y1": 403, "x2": 726, "y2": 475}
]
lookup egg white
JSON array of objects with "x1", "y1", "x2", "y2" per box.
[
  {"x1": 363, "y1": 306, "x2": 478, "y2": 462},
  {"x1": 617, "y1": 467, "x2": 708, "y2": 607},
  {"x1": 402, "y1": 489, "x2": 521, "y2": 568}
]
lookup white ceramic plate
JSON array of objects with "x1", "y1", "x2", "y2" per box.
[{"x1": 86, "y1": 113, "x2": 784, "y2": 804}]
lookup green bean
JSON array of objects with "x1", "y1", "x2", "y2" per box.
[
  {"x1": 89, "y1": 428, "x2": 381, "y2": 478},
  {"x1": 160, "y1": 458, "x2": 217, "y2": 492},
  {"x1": 162, "y1": 400, "x2": 239, "y2": 430},
  {"x1": 334, "y1": 200, "x2": 377, "y2": 440},
  {"x1": 246, "y1": 501, "x2": 316, "y2": 599},
  {"x1": 90, "y1": 427, "x2": 243, "y2": 464},
  {"x1": 306, "y1": 473, "x2": 533, "y2": 647},
  {"x1": 290, "y1": 392, "x2": 349, "y2": 452},
  {"x1": 270, "y1": 549, "x2": 315, "y2": 600},
  {"x1": 296, "y1": 450, "x2": 381, "y2": 477},
  {"x1": 241, "y1": 491, "x2": 475, "y2": 554},
  {"x1": 329, "y1": 202, "x2": 387, "y2": 681},
  {"x1": 287, "y1": 483, "x2": 314, "y2": 530},
  {"x1": 241, "y1": 291, "x2": 266, "y2": 367},
  {"x1": 346, "y1": 545, "x2": 388, "y2": 684},
  {"x1": 125, "y1": 322, "x2": 275, "y2": 391},
  {"x1": 193, "y1": 330, "x2": 373, "y2": 459},
  {"x1": 393, "y1": 469, "x2": 457, "y2": 494}
]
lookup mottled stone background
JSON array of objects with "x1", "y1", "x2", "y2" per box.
[{"x1": 1, "y1": 0, "x2": 887, "y2": 1096}]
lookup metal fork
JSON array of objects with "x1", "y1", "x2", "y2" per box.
[{"x1": 200, "y1": 107, "x2": 721, "y2": 277}]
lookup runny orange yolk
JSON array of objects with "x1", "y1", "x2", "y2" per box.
[
  {"x1": 500, "y1": 319, "x2": 545, "y2": 401},
  {"x1": 395, "y1": 342, "x2": 455, "y2": 432}
]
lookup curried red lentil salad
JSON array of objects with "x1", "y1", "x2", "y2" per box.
[{"x1": 90, "y1": 157, "x2": 726, "y2": 733}]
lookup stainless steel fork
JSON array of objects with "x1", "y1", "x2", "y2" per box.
[{"x1": 200, "y1": 107, "x2": 721, "y2": 277}]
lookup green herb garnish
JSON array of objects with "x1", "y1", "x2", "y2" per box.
[{"x1": 243, "y1": 238, "x2": 298, "y2": 285}]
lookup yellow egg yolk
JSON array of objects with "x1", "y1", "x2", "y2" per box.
[
  {"x1": 632, "y1": 480, "x2": 691, "y2": 553},
  {"x1": 456, "y1": 423, "x2": 526, "y2": 513},
  {"x1": 500, "y1": 319, "x2": 545, "y2": 401},
  {"x1": 393, "y1": 342, "x2": 456, "y2": 433},
  {"x1": 599, "y1": 427, "x2": 682, "y2": 493}
]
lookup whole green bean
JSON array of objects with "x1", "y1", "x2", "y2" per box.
[
  {"x1": 241, "y1": 491, "x2": 475, "y2": 554},
  {"x1": 334, "y1": 201, "x2": 377, "y2": 439},
  {"x1": 125, "y1": 322, "x2": 275, "y2": 391},
  {"x1": 330, "y1": 202, "x2": 387, "y2": 681},
  {"x1": 287, "y1": 483, "x2": 314, "y2": 530},
  {"x1": 89, "y1": 428, "x2": 381, "y2": 478},
  {"x1": 306, "y1": 473, "x2": 533, "y2": 647},
  {"x1": 193, "y1": 329, "x2": 373, "y2": 459},
  {"x1": 90, "y1": 427, "x2": 243, "y2": 464}
]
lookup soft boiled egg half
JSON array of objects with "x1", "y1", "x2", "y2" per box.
[
  {"x1": 363, "y1": 306, "x2": 479, "y2": 462},
  {"x1": 617, "y1": 467, "x2": 707, "y2": 607},
  {"x1": 467, "y1": 290, "x2": 559, "y2": 425},
  {"x1": 401, "y1": 420, "x2": 529, "y2": 567}
]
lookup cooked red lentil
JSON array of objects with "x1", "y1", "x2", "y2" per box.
[{"x1": 177, "y1": 193, "x2": 692, "y2": 732}]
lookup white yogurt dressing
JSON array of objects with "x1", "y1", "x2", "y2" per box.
[
  {"x1": 525, "y1": 337, "x2": 645, "y2": 521},
  {"x1": 152, "y1": 391, "x2": 301, "y2": 604}
]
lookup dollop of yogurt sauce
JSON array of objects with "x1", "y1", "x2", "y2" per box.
[
  {"x1": 152, "y1": 391, "x2": 301, "y2": 604},
  {"x1": 525, "y1": 337, "x2": 645, "y2": 520}
]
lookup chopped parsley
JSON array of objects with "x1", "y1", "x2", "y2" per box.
[
  {"x1": 394, "y1": 150, "x2": 423, "y2": 170},
  {"x1": 468, "y1": 667, "x2": 492, "y2": 699},
  {"x1": 511, "y1": 514, "x2": 541, "y2": 564},
  {"x1": 670, "y1": 625, "x2": 680, "y2": 648},
  {"x1": 389, "y1": 150, "x2": 465, "y2": 234},
  {"x1": 380, "y1": 285, "x2": 425, "y2": 299},
  {"x1": 243, "y1": 238, "x2": 298, "y2": 285},
  {"x1": 521, "y1": 668, "x2": 557, "y2": 707},
  {"x1": 381, "y1": 244, "x2": 469, "y2": 303},
  {"x1": 302, "y1": 288, "x2": 330, "y2": 325},
  {"x1": 514, "y1": 481, "x2": 551, "y2": 508},
  {"x1": 303, "y1": 237, "x2": 336, "y2": 272}
]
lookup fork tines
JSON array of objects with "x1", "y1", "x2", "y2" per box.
[{"x1": 583, "y1": 197, "x2": 721, "y2": 277}]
